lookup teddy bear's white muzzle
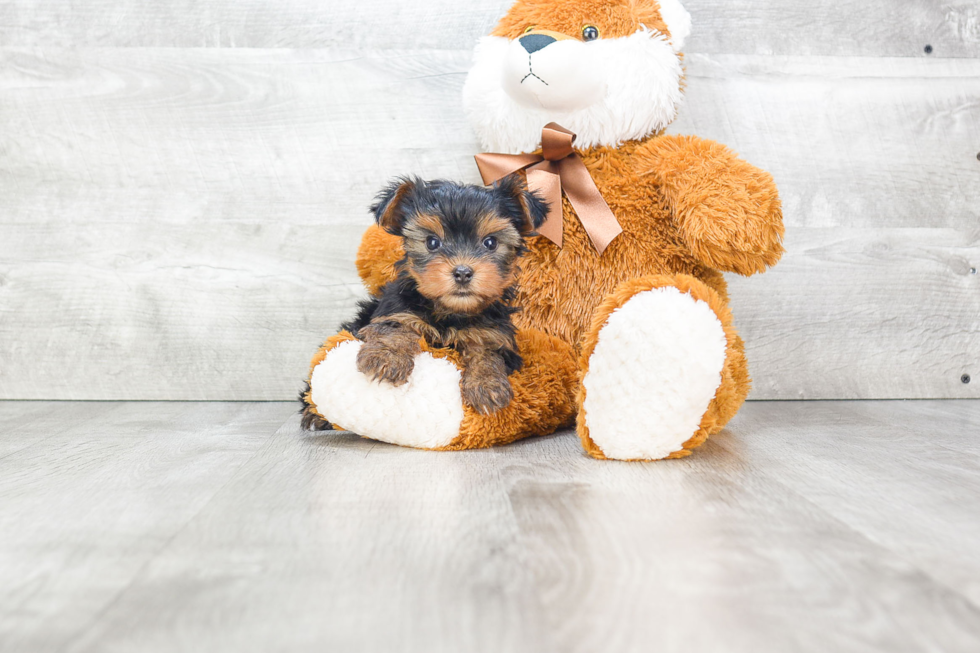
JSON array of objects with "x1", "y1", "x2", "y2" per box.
[{"x1": 501, "y1": 38, "x2": 605, "y2": 112}]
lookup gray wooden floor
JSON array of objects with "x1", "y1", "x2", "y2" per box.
[{"x1": 2, "y1": 400, "x2": 979, "y2": 652}]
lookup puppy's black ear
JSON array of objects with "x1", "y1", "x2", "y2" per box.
[
  {"x1": 370, "y1": 177, "x2": 419, "y2": 235},
  {"x1": 494, "y1": 173, "x2": 549, "y2": 234}
]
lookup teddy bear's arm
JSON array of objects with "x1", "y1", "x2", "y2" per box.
[
  {"x1": 355, "y1": 224, "x2": 404, "y2": 295},
  {"x1": 635, "y1": 135, "x2": 785, "y2": 276}
]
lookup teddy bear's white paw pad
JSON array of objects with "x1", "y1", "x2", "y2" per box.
[
  {"x1": 309, "y1": 340, "x2": 464, "y2": 449},
  {"x1": 582, "y1": 287, "x2": 726, "y2": 460}
]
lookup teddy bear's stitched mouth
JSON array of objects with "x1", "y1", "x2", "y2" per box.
[{"x1": 520, "y1": 54, "x2": 548, "y2": 86}]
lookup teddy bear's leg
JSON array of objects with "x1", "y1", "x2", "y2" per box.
[
  {"x1": 577, "y1": 274, "x2": 749, "y2": 461},
  {"x1": 304, "y1": 328, "x2": 578, "y2": 450}
]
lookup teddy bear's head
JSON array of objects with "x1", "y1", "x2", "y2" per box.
[{"x1": 463, "y1": 0, "x2": 691, "y2": 154}]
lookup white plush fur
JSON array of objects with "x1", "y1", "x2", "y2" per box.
[
  {"x1": 463, "y1": 27, "x2": 684, "y2": 154},
  {"x1": 501, "y1": 37, "x2": 606, "y2": 112},
  {"x1": 582, "y1": 287, "x2": 726, "y2": 460},
  {"x1": 309, "y1": 341, "x2": 464, "y2": 450},
  {"x1": 656, "y1": 0, "x2": 692, "y2": 51}
]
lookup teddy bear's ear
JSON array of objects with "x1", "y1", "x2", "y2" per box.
[
  {"x1": 657, "y1": 0, "x2": 692, "y2": 52},
  {"x1": 494, "y1": 173, "x2": 549, "y2": 234},
  {"x1": 370, "y1": 177, "x2": 419, "y2": 236}
]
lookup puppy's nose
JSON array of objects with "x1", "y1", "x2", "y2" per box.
[
  {"x1": 520, "y1": 34, "x2": 556, "y2": 54},
  {"x1": 453, "y1": 265, "x2": 474, "y2": 284}
]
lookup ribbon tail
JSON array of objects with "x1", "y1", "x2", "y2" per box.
[
  {"x1": 558, "y1": 155, "x2": 623, "y2": 254},
  {"x1": 526, "y1": 162, "x2": 563, "y2": 248}
]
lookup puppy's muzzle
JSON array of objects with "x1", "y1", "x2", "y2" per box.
[{"x1": 453, "y1": 265, "x2": 474, "y2": 285}]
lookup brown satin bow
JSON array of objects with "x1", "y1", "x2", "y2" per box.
[{"x1": 474, "y1": 123, "x2": 623, "y2": 254}]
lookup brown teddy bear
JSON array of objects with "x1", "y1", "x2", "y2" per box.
[{"x1": 302, "y1": 0, "x2": 784, "y2": 461}]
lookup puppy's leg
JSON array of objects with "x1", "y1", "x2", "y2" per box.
[
  {"x1": 460, "y1": 347, "x2": 514, "y2": 415},
  {"x1": 301, "y1": 405, "x2": 334, "y2": 431},
  {"x1": 356, "y1": 321, "x2": 421, "y2": 386},
  {"x1": 298, "y1": 382, "x2": 334, "y2": 431}
]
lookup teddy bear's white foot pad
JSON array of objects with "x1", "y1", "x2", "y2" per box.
[
  {"x1": 309, "y1": 340, "x2": 464, "y2": 449},
  {"x1": 582, "y1": 287, "x2": 727, "y2": 460}
]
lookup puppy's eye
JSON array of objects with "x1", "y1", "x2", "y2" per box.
[
  {"x1": 524, "y1": 25, "x2": 536, "y2": 34},
  {"x1": 582, "y1": 25, "x2": 600, "y2": 41},
  {"x1": 426, "y1": 236, "x2": 442, "y2": 251},
  {"x1": 482, "y1": 236, "x2": 498, "y2": 251}
]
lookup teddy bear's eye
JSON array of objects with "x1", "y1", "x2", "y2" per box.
[
  {"x1": 582, "y1": 25, "x2": 600, "y2": 41},
  {"x1": 426, "y1": 236, "x2": 442, "y2": 251},
  {"x1": 524, "y1": 25, "x2": 536, "y2": 34}
]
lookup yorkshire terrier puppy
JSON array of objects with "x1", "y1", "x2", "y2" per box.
[{"x1": 301, "y1": 174, "x2": 547, "y2": 431}]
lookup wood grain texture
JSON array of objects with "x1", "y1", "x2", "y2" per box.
[
  {"x1": 2, "y1": 49, "x2": 978, "y2": 400},
  {"x1": 683, "y1": 0, "x2": 980, "y2": 58},
  {"x1": 0, "y1": 47, "x2": 474, "y2": 400},
  {"x1": 0, "y1": 401, "x2": 114, "y2": 458},
  {"x1": 2, "y1": 400, "x2": 980, "y2": 652},
  {"x1": 719, "y1": 401, "x2": 980, "y2": 609},
  {"x1": 0, "y1": 47, "x2": 479, "y2": 225},
  {"x1": 0, "y1": 0, "x2": 513, "y2": 50},
  {"x1": 0, "y1": 0, "x2": 977, "y2": 57},
  {"x1": 5, "y1": 51, "x2": 978, "y2": 230},
  {"x1": 2, "y1": 225, "x2": 973, "y2": 400},
  {"x1": 66, "y1": 411, "x2": 550, "y2": 653},
  {"x1": 731, "y1": 228, "x2": 980, "y2": 400},
  {"x1": 673, "y1": 55, "x2": 980, "y2": 230},
  {"x1": 0, "y1": 222, "x2": 367, "y2": 400},
  {"x1": 501, "y1": 408, "x2": 980, "y2": 653},
  {"x1": 0, "y1": 401, "x2": 295, "y2": 653}
]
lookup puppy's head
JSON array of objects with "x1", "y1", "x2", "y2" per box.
[
  {"x1": 463, "y1": 0, "x2": 691, "y2": 153},
  {"x1": 371, "y1": 175, "x2": 548, "y2": 314}
]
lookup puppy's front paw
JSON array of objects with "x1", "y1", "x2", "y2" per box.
[
  {"x1": 461, "y1": 372, "x2": 514, "y2": 415},
  {"x1": 356, "y1": 342, "x2": 415, "y2": 386}
]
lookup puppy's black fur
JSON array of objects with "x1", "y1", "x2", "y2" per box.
[
  {"x1": 340, "y1": 277, "x2": 524, "y2": 374},
  {"x1": 301, "y1": 174, "x2": 547, "y2": 431}
]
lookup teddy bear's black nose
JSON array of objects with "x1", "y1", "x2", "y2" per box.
[
  {"x1": 520, "y1": 34, "x2": 556, "y2": 54},
  {"x1": 453, "y1": 265, "x2": 474, "y2": 284}
]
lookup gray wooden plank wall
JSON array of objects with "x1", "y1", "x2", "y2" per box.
[{"x1": 0, "y1": 1, "x2": 977, "y2": 400}]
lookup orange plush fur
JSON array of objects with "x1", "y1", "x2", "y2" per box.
[
  {"x1": 305, "y1": 327, "x2": 578, "y2": 449},
  {"x1": 305, "y1": 0, "x2": 783, "y2": 459}
]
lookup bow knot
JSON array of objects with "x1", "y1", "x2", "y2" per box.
[
  {"x1": 474, "y1": 123, "x2": 622, "y2": 254},
  {"x1": 540, "y1": 123, "x2": 576, "y2": 161}
]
